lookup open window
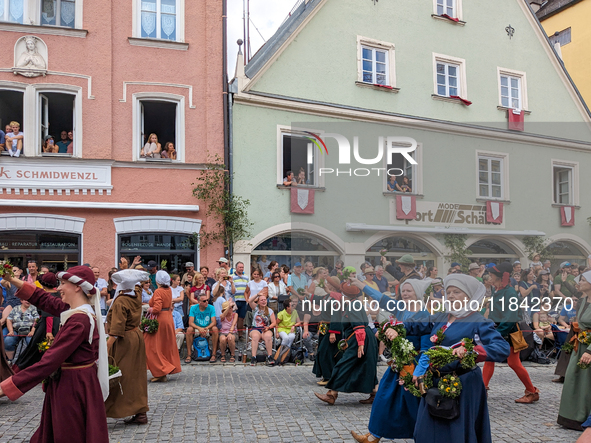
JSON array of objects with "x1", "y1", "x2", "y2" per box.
[
  {"x1": 553, "y1": 165, "x2": 573, "y2": 205},
  {"x1": 38, "y1": 92, "x2": 75, "y2": 156},
  {"x1": 0, "y1": 89, "x2": 24, "y2": 156},
  {"x1": 139, "y1": 100, "x2": 177, "y2": 160},
  {"x1": 280, "y1": 133, "x2": 318, "y2": 187},
  {"x1": 385, "y1": 141, "x2": 421, "y2": 194}
]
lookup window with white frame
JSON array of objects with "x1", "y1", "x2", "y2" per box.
[
  {"x1": 362, "y1": 46, "x2": 388, "y2": 86},
  {"x1": 436, "y1": 62, "x2": 459, "y2": 97},
  {"x1": 280, "y1": 133, "x2": 318, "y2": 187},
  {"x1": 0, "y1": 0, "x2": 27, "y2": 23},
  {"x1": 38, "y1": 91, "x2": 76, "y2": 156},
  {"x1": 0, "y1": 89, "x2": 25, "y2": 156},
  {"x1": 385, "y1": 142, "x2": 421, "y2": 194},
  {"x1": 553, "y1": 165, "x2": 573, "y2": 205},
  {"x1": 140, "y1": 0, "x2": 179, "y2": 41},
  {"x1": 478, "y1": 156, "x2": 503, "y2": 199},
  {"x1": 436, "y1": 0, "x2": 455, "y2": 16},
  {"x1": 40, "y1": 0, "x2": 76, "y2": 28},
  {"x1": 498, "y1": 68, "x2": 527, "y2": 110}
]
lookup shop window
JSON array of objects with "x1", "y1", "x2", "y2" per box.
[
  {"x1": 0, "y1": 0, "x2": 27, "y2": 23},
  {"x1": 466, "y1": 239, "x2": 517, "y2": 266},
  {"x1": 0, "y1": 89, "x2": 24, "y2": 156},
  {"x1": 366, "y1": 236, "x2": 435, "y2": 268},
  {"x1": 139, "y1": 100, "x2": 177, "y2": 160},
  {"x1": 39, "y1": 92, "x2": 75, "y2": 156},
  {"x1": 139, "y1": 0, "x2": 179, "y2": 41},
  {"x1": 40, "y1": 0, "x2": 76, "y2": 28},
  {"x1": 280, "y1": 133, "x2": 318, "y2": 187},
  {"x1": 119, "y1": 233, "x2": 196, "y2": 273}
]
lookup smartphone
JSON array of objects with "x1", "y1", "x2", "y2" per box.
[
  {"x1": 49, "y1": 140, "x2": 54, "y2": 145},
  {"x1": 223, "y1": 276, "x2": 229, "y2": 280}
]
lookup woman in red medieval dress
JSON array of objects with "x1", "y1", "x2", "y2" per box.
[{"x1": 0, "y1": 266, "x2": 109, "y2": 443}]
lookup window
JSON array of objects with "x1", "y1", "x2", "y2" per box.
[
  {"x1": 478, "y1": 156, "x2": 503, "y2": 199},
  {"x1": 554, "y1": 166, "x2": 572, "y2": 205},
  {"x1": 357, "y1": 37, "x2": 396, "y2": 89},
  {"x1": 133, "y1": 94, "x2": 184, "y2": 162},
  {"x1": 362, "y1": 46, "x2": 388, "y2": 86},
  {"x1": 384, "y1": 141, "x2": 422, "y2": 194},
  {"x1": 140, "y1": 0, "x2": 178, "y2": 40},
  {"x1": 139, "y1": 100, "x2": 177, "y2": 159},
  {"x1": 119, "y1": 233, "x2": 197, "y2": 273},
  {"x1": 0, "y1": 0, "x2": 26, "y2": 23},
  {"x1": 436, "y1": 0, "x2": 455, "y2": 16},
  {"x1": 280, "y1": 133, "x2": 318, "y2": 187},
  {"x1": 436, "y1": 62, "x2": 459, "y2": 97},
  {"x1": 0, "y1": 89, "x2": 24, "y2": 156},
  {"x1": 500, "y1": 75, "x2": 521, "y2": 109},
  {"x1": 40, "y1": 0, "x2": 76, "y2": 28},
  {"x1": 38, "y1": 92, "x2": 76, "y2": 155}
]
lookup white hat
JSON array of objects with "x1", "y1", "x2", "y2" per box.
[
  {"x1": 468, "y1": 263, "x2": 480, "y2": 271},
  {"x1": 218, "y1": 257, "x2": 229, "y2": 264},
  {"x1": 112, "y1": 269, "x2": 150, "y2": 292}
]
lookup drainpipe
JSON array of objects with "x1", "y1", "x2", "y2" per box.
[{"x1": 222, "y1": 0, "x2": 231, "y2": 260}]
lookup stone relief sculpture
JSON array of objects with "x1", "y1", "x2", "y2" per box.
[{"x1": 13, "y1": 36, "x2": 48, "y2": 77}]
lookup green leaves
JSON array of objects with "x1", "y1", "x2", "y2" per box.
[
  {"x1": 522, "y1": 236, "x2": 553, "y2": 261},
  {"x1": 443, "y1": 234, "x2": 471, "y2": 272},
  {"x1": 192, "y1": 154, "x2": 253, "y2": 249}
]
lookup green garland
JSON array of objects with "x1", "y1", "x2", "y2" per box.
[
  {"x1": 439, "y1": 374, "x2": 462, "y2": 398},
  {"x1": 562, "y1": 342, "x2": 574, "y2": 354},
  {"x1": 108, "y1": 364, "x2": 120, "y2": 377},
  {"x1": 401, "y1": 370, "x2": 433, "y2": 397},
  {"x1": 377, "y1": 321, "x2": 406, "y2": 348}
]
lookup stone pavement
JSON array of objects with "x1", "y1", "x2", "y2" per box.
[{"x1": 0, "y1": 362, "x2": 583, "y2": 443}]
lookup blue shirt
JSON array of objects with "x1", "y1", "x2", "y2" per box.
[
  {"x1": 560, "y1": 306, "x2": 577, "y2": 323},
  {"x1": 289, "y1": 273, "x2": 308, "y2": 293},
  {"x1": 189, "y1": 304, "x2": 215, "y2": 328},
  {"x1": 56, "y1": 140, "x2": 69, "y2": 153},
  {"x1": 0, "y1": 131, "x2": 4, "y2": 145},
  {"x1": 172, "y1": 309, "x2": 184, "y2": 330},
  {"x1": 374, "y1": 275, "x2": 389, "y2": 293}
]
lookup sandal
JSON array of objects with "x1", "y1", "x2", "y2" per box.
[
  {"x1": 230, "y1": 355, "x2": 235, "y2": 363},
  {"x1": 220, "y1": 356, "x2": 226, "y2": 363},
  {"x1": 209, "y1": 356, "x2": 217, "y2": 363},
  {"x1": 185, "y1": 356, "x2": 192, "y2": 364}
]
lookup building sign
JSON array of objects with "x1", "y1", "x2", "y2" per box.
[
  {"x1": 390, "y1": 200, "x2": 505, "y2": 228},
  {"x1": 0, "y1": 160, "x2": 112, "y2": 192},
  {"x1": 0, "y1": 233, "x2": 80, "y2": 251}
]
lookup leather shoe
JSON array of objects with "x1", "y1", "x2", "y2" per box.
[
  {"x1": 551, "y1": 377, "x2": 564, "y2": 383},
  {"x1": 359, "y1": 392, "x2": 376, "y2": 404},
  {"x1": 351, "y1": 431, "x2": 375, "y2": 443},
  {"x1": 315, "y1": 391, "x2": 337, "y2": 405},
  {"x1": 124, "y1": 413, "x2": 148, "y2": 425},
  {"x1": 515, "y1": 387, "x2": 540, "y2": 403}
]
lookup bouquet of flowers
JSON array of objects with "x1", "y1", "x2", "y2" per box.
[
  {"x1": 377, "y1": 319, "x2": 405, "y2": 347},
  {"x1": 379, "y1": 249, "x2": 388, "y2": 257},
  {"x1": 317, "y1": 279, "x2": 326, "y2": 289},
  {"x1": 0, "y1": 261, "x2": 14, "y2": 279},
  {"x1": 141, "y1": 317, "x2": 159, "y2": 334},
  {"x1": 578, "y1": 331, "x2": 591, "y2": 346},
  {"x1": 297, "y1": 288, "x2": 305, "y2": 296},
  {"x1": 561, "y1": 341, "x2": 574, "y2": 354},
  {"x1": 577, "y1": 359, "x2": 590, "y2": 370},
  {"x1": 38, "y1": 339, "x2": 52, "y2": 353},
  {"x1": 390, "y1": 336, "x2": 418, "y2": 374},
  {"x1": 438, "y1": 374, "x2": 462, "y2": 399},
  {"x1": 319, "y1": 323, "x2": 328, "y2": 335}
]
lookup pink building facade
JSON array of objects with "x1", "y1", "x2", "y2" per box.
[{"x1": 0, "y1": 0, "x2": 224, "y2": 273}]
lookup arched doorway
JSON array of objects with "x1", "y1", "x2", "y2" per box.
[
  {"x1": 466, "y1": 239, "x2": 519, "y2": 266},
  {"x1": 365, "y1": 236, "x2": 437, "y2": 269},
  {"x1": 547, "y1": 241, "x2": 587, "y2": 273},
  {"x1": 252, "y1": 232, "x2": 341, "y2": 273}
]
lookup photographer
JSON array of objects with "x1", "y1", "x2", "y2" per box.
[{"x1": 3, "y1": 300, "x2": 38, "y2": 362}]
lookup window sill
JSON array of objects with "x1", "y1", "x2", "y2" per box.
[
  {"x1": 355, "y1": 81, "x2": 400, "y2": 93},
  {"x1": 476, "y1": 198, "x2": 511, "y2": 205},
  {"x1": 497, "y1": 106, "x2": 532, "y2": 115},
  {"x1": 0, "y1": 22, "x2": 87, "y2": 38},
  {"x1": 552, "y1": 203, "x2": 580, "y2": 209},
  {"x1": 1, "y1": 151, "x2": 24, "y2": 157},
  {"x1": 277, "y1": 185, "x2": 325, "y2": 192},
  {"x1": 431, "y1": 94, "x2": 470, "y2": 105},
  {"x1": 431, "y1": 14, "x2": 466, "y2": 26},
  {"x1": 138, "y1": 157, "x2": 176, "y2": 163},
  {"x1": 383, "y1": 192, "x2": 423, "y2": 198},
  {"x1": 42, "y1": 153, "x2": 74, "y2": 158},
  {"x1": 128, "y1": 37, "x2": 189, "y2": 51}
]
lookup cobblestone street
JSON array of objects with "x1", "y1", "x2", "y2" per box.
[{"x1": 0, "y1": 362, "x2": 583, "y2": 443}]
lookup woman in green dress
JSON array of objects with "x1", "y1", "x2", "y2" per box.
[
  {"x1": 314, "y1": 279, "x2": 378, "y2": 405},
  {"x1": 558, "y1": 270, "x2": 591, "y2": 430}
]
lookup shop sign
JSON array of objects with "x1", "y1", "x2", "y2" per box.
[
  {"x1": 390, "y1": 201, "x2": 505, "y2": 228},
  {"x1": 0, "y1": 160, "x2": 112, "y2": 190}
]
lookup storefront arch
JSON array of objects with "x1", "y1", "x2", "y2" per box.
[
  {"x1": 236, "y1": 223, "x2": 346, "y2": 273},
  {"x1": 546, "y1": 235, "x2": 590, "y2": 271},
  {"x1": 364, "y1": 233, "x2": 442, "y2": 269},
  {"x1": 465, "y1": 236, "x2": 523, "y2": 266}
]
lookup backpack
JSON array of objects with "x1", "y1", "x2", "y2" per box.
[
  {"x1": 528, "y1": 347, "x2": 552, "y2": 365},
  {"x1": 191, "y1": 337, "x2": 211, "y2": 361},
  {"x1": 273, "y1": 345, "x2": 292, "y2": 365},
  {"x1": 290, "y1": 346, "x2": 306, "y2": 365}
]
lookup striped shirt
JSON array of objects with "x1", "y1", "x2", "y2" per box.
[{"x1": 231, "y1": 273, "x2": 248, "y2": 301}]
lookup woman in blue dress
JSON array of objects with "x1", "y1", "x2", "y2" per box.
[
  {"x1": 389, "y1": 274, "x2": 510, "y2": 443},
  {"x1": 349, "y1": 278, "x2": 432, "y2": 443}
]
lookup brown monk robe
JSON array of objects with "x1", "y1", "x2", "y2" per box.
[
  {"x1": 0, "y1": 291, "x2": 14, "y2": 381},
  {"x1": 105, "y1": 286, "x2": 149, "y2": 420}
]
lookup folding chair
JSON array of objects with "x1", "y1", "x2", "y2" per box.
[
  {"x1": 244, "y1": 311, "x2": 278, "y2": 358},
  {"x1": 543, "y1": 325, "x2": 568, "y2": 362}
]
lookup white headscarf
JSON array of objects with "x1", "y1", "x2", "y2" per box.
[
  {"x1": 155, "y1": 270, "x2": 171, "y2": 286},
  {"x1": 581, "y1": 271, "x2": 591, "y2": 286},
  {"x1": 400, "y1": 279, "x2": 431, "y2": 300},
  {"x1": 443, "y1": 274, "x2": 486, "y2": 319},
  {"x1": 111, "y1": 269, "x2": 150, "y2": 296}
]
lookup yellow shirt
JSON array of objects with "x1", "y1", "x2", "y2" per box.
[
  {"x1": 277, "y1": 309, "x2": 298, "y2": 334},
  {"x1": 365, "y1": 281, "x2": 379, "y2": 292}
]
